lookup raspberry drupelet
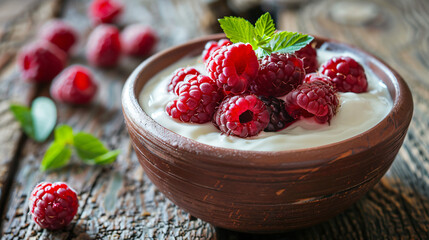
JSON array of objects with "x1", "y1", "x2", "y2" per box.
[
  {"x1": 259, "y1": 96, "x2": 295, "y2": 132},
  {"x1": 206, "y1": 43, "x2": 259, "y2": 95},
  {"x1": 202, "y1": 39, "x2": 231, "y2": 63},
  {"x1": 295, "y1": 43, "x2": 318, "y2": 74},
  {"x1": 29, "y1": 182, "x2": 79, "y2": 230},
  {"x1": 167, "y1": 67, "x2": 201, "y2": 95},
  {"x1": 250, "y1": 52, "x2": 305, "y2": 97},
  {"x1": 213, "y1": 94, "x2": 270, "y2": 138},
  {"x1": 320, "y1": 56, "x2": 368, "y2": 93}
]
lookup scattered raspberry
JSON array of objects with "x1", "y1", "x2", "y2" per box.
[
  {"x1": 206, "y1": 43, "x2": 259, "y2": 95},
  {"x1": 17, "y1": 40, "x2": 67, "y2": 83},
  {"x1": 39, "y1": 19, "x2": 78, "y2": 54},
  {"x1": 250, "y1": 52, "x2": 305, "y2": 97},
  {"x1": 213, "y1": 94, "x2": 269, "y2": 138},
  {"x1": 166, "y1": 75, "x2": 223, "y2": 123},
  {"x1": 202, "y1": 39, "x2": 231, "y2": 63},
  {"x1": 89, "y1": 0, "x2": 123, "y2": 24},
  {"x1": 259, "y1": 96, "x2": 295, "y2": 132},
  {"x1": 167, "y1": 67, "x2": 200, "y2": 94},
  {"x1": 121, "y1": 24, "x2": 158, "y2": 57},
  {"x1": 304, "y1": 73, "x2": 333, "y2": 86},
  {"x1": 86, "y1": 24, "x2": 121, "y2": 67},
  {"x1": 285, "y1": 80, "x2": 339, "y2": 124},
  {"x1": 320, "y1": 56, "x2": 368, "y2": 93},
  {"x1": 295, "y1": 43, "x2": 318, "y2": 73},
  {"x1": 29, "y1": 182, "x2": 79, "y2": 230},
  {"x1": 50, "y1": 65, "x2": 98, "y2": 104}
]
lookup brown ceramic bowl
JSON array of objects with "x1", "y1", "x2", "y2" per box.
[{"x1": 122, "y1": 33, "x2": 413, "y2": 233}]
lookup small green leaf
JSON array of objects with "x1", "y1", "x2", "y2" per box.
[
  {"x1": 9, "y1": 104, "x2": 34, "y2": 138},
  {"x1": 55, "y1": 125, "x2": 74, "y2": 145},
  {"x1": 31, "y1": 97, "x2": 57, "y2": 142},
  {"x1": 40, "y1": 142, "x2": 72, "y2": 171},
  {"x1": 254, "y1": 12, "x2": 275, "y2": 41},
  {"x1": 73, "y1": 132, "x2": 108, "y2": 160},
  {"x1": 219, "y1": 16, "x2": 256, "y2": 45},
  {"x1": 270, "y1": 31, "x2": 314, "y2": 55},
  {"x1": 93, "y1": 150, "x2": 120, "y2": 165}
]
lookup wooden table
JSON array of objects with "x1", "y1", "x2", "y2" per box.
[{"x1": 1, "y1": 0, "x2": 428, "y2": 239}]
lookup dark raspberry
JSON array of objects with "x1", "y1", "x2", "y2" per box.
[
  {"x1": 213, "y1": 94, "x2": 269, "y2": 138},
  {"x1": 86, "y1": 24, "x2": 121, "y2": 67},
  {"x1": 285, "y1": 80, "x2": 339, "y2": 124},
  {"x1": 259, "y1": 96, "x2": 295, "y2": 132},
  {"x1": 206, "y1": 43, "x2": 259, "y2": 95},
  {"x1": 18, "y1": 40, "x2": 67, "y2": 83},
  {"x1": 166, "y1": 75, "x2": 223, "y2": 123},
  {"x1": 121, "y1": 24, "x2": 158, "y2": 57},
  {"x1": 250, "y1": 53, "x2": 305, "y2": 97},
  {"x1": 304, "y1": 73, "x2": 334, "y2": 86},
  {"x1": 167, "y1": 67, "x2": 200, "y2": 94},
  {"x1": 50, "y1": 65, "x2": 98, "y2": 105},
  {"x1": 320, "y1": 56, "x2": 368, "y2": 93},
  {"x1": 39, "y1": 19, "x2": 78, "y2": 54},
  {"x1": 295, "y1": 43, "x2": 318, "y2": 73},
  {"x1": 89, "y1": 0, "x2": 123, "y2": 24},
  {"x1": 29, "y1": 182, "x2": 79, "y2": 230},
  {"x1": 202, "y1": 39, "x2": 231, "y2": 63}
]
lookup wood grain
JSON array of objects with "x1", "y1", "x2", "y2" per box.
[{"x1": 1, "y1": 0, "x2": 429, "y2": 239}]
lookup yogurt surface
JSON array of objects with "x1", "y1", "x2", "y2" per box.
[{"x1": 139, "y1": 44, "x2": 393, "y2": 151}]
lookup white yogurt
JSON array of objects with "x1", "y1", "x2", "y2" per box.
[{"x1": 139, "y1": 44, "x2": 393, "y2": 151}]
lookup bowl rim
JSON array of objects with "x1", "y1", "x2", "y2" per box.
[{"x1": 122, "y1": 33, "x2": 413, "y2": 167}]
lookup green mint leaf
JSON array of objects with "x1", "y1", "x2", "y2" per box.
[
  {"x1": 269, "y1": 31, "x2": 314, "y2": 55},
  {"x1": 40, "y1": 141, "x2": 72, "y2": 171},
  {"x1": 219, "y1": 16, "x2": 255, "y2": 45},
  {"x1": 254, "y1": 12, "x2": 275, "y2": 41},
  {"x1": 31, "y1": 97, "x2": 57, "y2": 142},
  {"x1": 9, "y1": 104, "x2": 34, "y2": 139},
  {"x1": 73, "y1": 132, "x2": 109, "y2": 160},
  {"x1": 55, "y1": 125, "x2": 74, "y2": 145},
  {"x1": 93, "y1": 150, "x2": 120, "y2": 165}
]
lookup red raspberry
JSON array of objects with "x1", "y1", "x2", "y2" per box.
[
  {"x1": 89, "y1": 0, "x2": 123, "y2": 24},
  {"x1": 295, "y1": 43, "x2": 318, "y2": 73},
  {"x1": 213, "y1": 94, "x2": 269, "y2": 138},
  {"x1": 39, "y1": 19, "x2": 78, "y2": 54},
  {"x1": 285, "y1": 80, "x2": 339, "y2": 124},
  {"x1": 202, "y1": 39, "x2": 231, "y2": 63},
  {"x1": 259, "y1": 96, "x2": 295, "y2": 132},
  {"x1": 206, "y1": 43, "x2": 259, "y2": 95},
  {"x1": 18, "y1": 40, "x2": 67, "y2": 83},
  {"x1": 304, "y1": 73, "x2": 333, "y2": 86},
  {"x1": 320, "y1": 56, "x2": 368, "y2": 93},
  {"x1": 29, "y1": 182, "x2": 79, "y2": 230},
  {"x1": 250, "y1": 52, "x2": 305, "y2": 97},
  {"x1": 121, "y1": 24, "x2": 158, "y2": 57},
  {"x1": 50, "y1": 65, "x2": 98, "y2": 104},
  {"x1": 86, "y1": 24, "x2": 121, "y2": 67},
  {"x1": 167, "y1": 67, "x2": 201, "y2": 94},
  {"x1": 166, "y1": 75, "x2": 223, "y2": 123}
]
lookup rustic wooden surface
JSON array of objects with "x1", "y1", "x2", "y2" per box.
[{"x1": 1, "y1": 0, "x2": 428, "y2": 239}]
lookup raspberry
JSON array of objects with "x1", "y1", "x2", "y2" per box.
[
  {"x1": 39, "y1": 19, "x2": 78, "y2": 54},
  {"x1": 304, "y1": 73, "x2": 333, "y2": 86},
  {"x1": 213, "y1": 94, "x2": 269, "y2": 138},
  {"x1": 17, "y1": 40, "x2": 67, "y2": 83},
  {"x1": 285, "y1": 80, "x2": 339, "y2": 124},
  {"x1": 89, "y1": 0, "x2": 123, "y2": 24},
  {"x1": 202, "y1": 39, "x2": 231, "y2": 63},
  {"x1": 121, "y1": 24, "x2": 158, "y2": 57},
  {"x1": 250, "y1": 52, "x2": 305, "y2": 97},
  {"x1": 50, "y1": 65, "x2": 98, "y2": 104},
  {"x1": 166, "y1": 75, "x2": 223, "y2": 123},
  {"x1": 259, "y1": 96, "x2": 295, "y2": 132},
  {"x1": 86, "y1": 24, "x2": 121, "y2": 67},
  {"x1": 167, "y1": 67, "x2": 200, "y2": 94},
  {"x1": 206, "y1": 43, "x2": 259, "y2": 95},
  {"x1": 295, "y1": 43, "x2": 318, "y2": 73},
  {"x1": 29, "y1": 182, "x2": 79, "y2": 230},
  {"x1": 320, "y1": 56, "x2": 368, "y2": 93}
]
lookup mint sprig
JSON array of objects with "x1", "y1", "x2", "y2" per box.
[
  {"x1": 41, "y1": 125, "x2": 120, "y2": 171},
  {"x1": 10, "y1": 97, "x2": 57, "y2": 142},
  {"x1": 218, "y1": 12, "x2": 314, "y2": 58}
]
